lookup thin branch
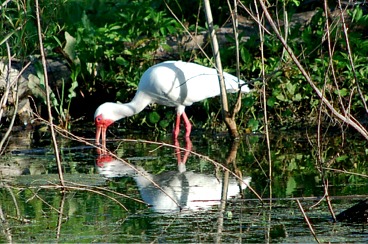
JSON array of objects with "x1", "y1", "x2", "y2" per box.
[
  {"x1": 203, "y1": 0, "x2": 239, "y2": 138},
  {"x1": 322, "y1": 167, "x2": 368, "y2": 178},
  {"x1": 253, "y1": 0, "x2": 272, "y2": 183},
  {"x1": 0, "y1": 0, "x2": 12, "y2": 10},
  {"x1": 296, "y1": 199, "x2": 320, "y2": 243},
  {"x1": 35, "y1": 0, "x2": 64, "y2": 186},
  {"x1": 56, "y1": 192, "x2": 66, "y2": 240},
  {"x1": 226, "y1": 0, "x2": 243, "y2": 119}
]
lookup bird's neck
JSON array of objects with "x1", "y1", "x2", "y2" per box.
[{"x1": 115, "y1": 91, "x2": 152, "y2": 119}]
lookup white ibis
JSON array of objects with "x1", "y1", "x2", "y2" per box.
[{"x1": 94, "y1": 60, "x2": 251, "y2": 146}]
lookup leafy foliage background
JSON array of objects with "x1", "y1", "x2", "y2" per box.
[{"x1": 1, "y1": 0, "x2": 368, "y2": 134}]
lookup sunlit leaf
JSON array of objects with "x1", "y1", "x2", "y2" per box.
[
  {"x1": 276, "y1": 93, "x2": 286, "y2": 101},
  {"x1": 293, "y1": 93, "x2": 302, "y2": 101},
  {"x1": 334, "y1": 88, "x2": 348, "y2": 97},
  {"x1": 286, "y1": 82, "x2": 296, "y2": 95},
  {"x1": 116, "y1": 56, "x2": 127, "y2": 66},
  {"x1": 286, "y1": 177, "x2": 297, "y2": 196},
  {"x1": 336, "y1": 155, "x2": 348, "y2": 162}
]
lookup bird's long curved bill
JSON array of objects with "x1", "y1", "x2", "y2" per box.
[{"x1": 95, "y1": 125, "x2": 107, "y2": 148}]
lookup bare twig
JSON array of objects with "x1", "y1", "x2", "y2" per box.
[
  {"x1": 226, "y1": 0, "x2": 243, "y2": 120},
  {"x1": 35, "y1": 0, "x2": 64, "y2": 186},
  {"x1": 253, "y1": 0, "x2": 272, "y2": 183},
  {"x1": 322, "y1": 167, "x2": 368, "y2": 178},
  {"x1": 324, "y1": 1, "x2": 346, "y2": 115},
  {"x1": 0, "y1": 42, "x2": 15, "y2": 155},
  {"x1": 0, "y1": 0, "x2": 12, "y2": 10},
  {"x1": 204, "y1": 0, "x2": 239, "y2": 138},
  {"x1": 0, "y1": 204, "x2": 12, "y2": 242},
  {"x1": 56, "y1": 192, "x2": 66, "y2": 240},
  {"x1": 237, "y1": 1, "x2": 272, "y2": 36},
  {"x1": 324, "y1": 180, "x2": 337, "y2": 221},
  {"x1": 65, "y1": 181, "x2": 145, "y2": 204},
  {"x1": 296, "y1": 199, "x2": 320, "y2": 243}
]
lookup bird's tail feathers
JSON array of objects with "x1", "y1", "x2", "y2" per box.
[{"x1": 240, "y1": 82, "x2": 252, "y2": 93}]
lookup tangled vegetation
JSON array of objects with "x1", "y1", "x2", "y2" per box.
[{"x1": 1, "y1": 0, "x2": 368, "y2": 135}]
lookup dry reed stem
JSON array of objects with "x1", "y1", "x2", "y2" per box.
[
  {"x1": 296, "y1": 199, "x2": 320, "y2": 243},
  {"x1": 35, "y1": 0, "x2": 64, "y2": 186},
  {"x1": 204, "y1": 0, "x2": 239, "y2": 138}
]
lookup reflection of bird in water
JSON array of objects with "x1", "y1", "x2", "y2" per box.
[
  {"x1": 96, "y1": 139, "x2": 251, "y2": 213},
  {"x1": 94, "y1": 60, "x2": 251, "y2": 148},
  {"x1": 135, "y1": 165, "x2": 251, "y2": 213}
]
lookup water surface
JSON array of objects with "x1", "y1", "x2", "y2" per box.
[{"x1": 0, "y1": 127, "x2": 367, "y2": 242}]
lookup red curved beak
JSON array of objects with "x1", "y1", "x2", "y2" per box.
[{"x1": 95, "y1": 114, "x2": 114, "y2": 149}]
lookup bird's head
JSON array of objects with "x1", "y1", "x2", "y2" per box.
[
  {"x1": 94, "y1": 103, "x2": 116, "y2": 128},
  {"x1": 94, "y1": 103, "x2": 116, "y2": 146}
]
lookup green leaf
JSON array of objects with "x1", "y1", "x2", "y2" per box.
[
  {"x1": 68, "y1": 80, "x2": 78, "y2": 100},
  {"x1": 116, "y1": 56, "x2": 127, "y2": 66},
  {"x1": 293, "y1": 93, "x2": 302, "y2": 101},
  {"x1": 286, "y1": 82, "x2": 296, "y2": 95},
  {"x1": 159, "y1": 119, "x2": 170, "y2": 128},
  {"x1": 63, "y1": 32, "x2": 78, "y2": 63},
  {"x1": 243, "y1": 96, "x2": 254, "y2": 108},
  {"x1": 240, "y1": 48, "x2": 251, "y2": 64},
  {"x1": 276, "y1": 93, "x2": 286, "y2": 102},
  {"x1": 267, "y1": 96, "x2": 276, "y2": 107},
  {"x1": 336, "y1": 155, "x2": 348, "y2": 162},
  {"x1": 334, "y1": 88, "x2": 348, "y2": 97},
  {"x1": 148, "y1": 112, "x2": 160, "y2": 124},
  {"x1": 247, "y1": 118, "x2": 259, "y2": 132},
  {"x1": 53, "y1": 36, "x2": 62, "y2": 47},
  {"x1": 123, "y1": 49, "x2": 133, "y2": 56},
  {"x1": 28, "y1": 74, "x2": 46, "y2": 102},
  {"x1": 351, "y1": 7, "x2": 362, "y2": 22},
  {"x1": 285, "y1": 177, "x2": 297, "y2": 196}
]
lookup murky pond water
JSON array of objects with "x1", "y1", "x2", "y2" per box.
[{"x1": 1, "y1": 126, "x2": 368, "y2": 242}]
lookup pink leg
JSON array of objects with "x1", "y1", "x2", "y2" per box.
[
  {"x1": 173, "y1": 137, "x2": 192, "y2": 166},
  {"x1": 173, "y1": 139, "x2": 181, "y2": 163},
  {"x1": 181, "y1": 112, "x2": 192, "y2": 138},
  {"x1": 173, "y1": 114, "x2": 181, "y2": 139},
  {"x1": 181, "y1": 136, "x2": 192, "y2": 163}
]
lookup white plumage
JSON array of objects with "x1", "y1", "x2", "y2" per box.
[{"x1": 94, "y1": 61, "x2": 251, "y2": 146}]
